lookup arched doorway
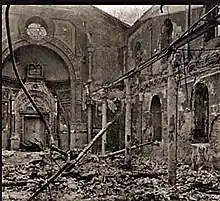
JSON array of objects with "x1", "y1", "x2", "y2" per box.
[
  {"x1": 14, "y1": 88, "x2": 56, "y2": 148},
  {"x1": 2, "y1": 44, "x2": 72, "y2": 149},
  {"x1": 192, "y1": 82, "x2": 209, "y2": 143},
  {"x1": 161, "y1": 18, "x2": 173, "y2": 50},
  {"x1": 150, "y1": 95, "x2": 162, "y2": 141}
]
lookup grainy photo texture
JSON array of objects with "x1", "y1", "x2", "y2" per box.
[{"x1": 2, "y1": 5, "x2": 220, "y2": 201}]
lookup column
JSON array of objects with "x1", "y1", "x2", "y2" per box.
[
  {"x1": 87, "y1": 45, "x2": 94, "y2": 144},
  {"x1": 101, "y1": 90, "x2": 107, "y2": 155},
  {"x1": 167, "y1": 53, "x2": 178, "y2": 185},
  {"x1": 138, "y1": 92, "x2": 144, "y2": 153},
  {"x1": 125, "y1": 78, "x2": 132, "y2": 168}
]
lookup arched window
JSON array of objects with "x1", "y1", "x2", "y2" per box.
[
  {"x1": 26, "y1": 23, "x2": 47, "y2": 41},
  {"x1": 193, "y1": 82, "x2": 209, "y2": 143},
  {"x1": 150, "y1": 95, "x2": 162, "y2": 141},
  {"x1": 25, "y1": 17, "x2": 48, "y2": 41},
  {"x1": 134, "y1": 41, "x2": 142, "y2": 66},
  {"x1": 161, "y1": 18, "x2": 173, "y2": 50}
]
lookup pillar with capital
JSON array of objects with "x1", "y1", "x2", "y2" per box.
[
  {"x1": 10, "y1": 92, "x2": 20, "y2": 150},
  {"x1": 101, "y1": 89, "x2": 108, "y2": 155},
  {"x1": 125, "y1": 77, "x2": 132, "y2": 168},
  {"x1": 87, "y1": 45, "x2": 94, "y2": 144},
  {"x1": 167, "y1": 52, "x2": 179, "y2": 185}
]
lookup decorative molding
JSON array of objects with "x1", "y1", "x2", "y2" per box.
[
  {"x1": 140, "y1": 76, "x2": 168, "y2": 92},
  {"x1": 18, "y1": 15, "x2": 54, "y2": 45},
  {"x1": 15, "y1": 85, "x2": 56, "y2": 113},
  {"x1": 2, "y1": 87, "x2": 11, "y2": 100},
  {"x1": 2, "y1": 38, "x2": 78, "y2": 82},
  {"x1": 137, "y1": 51, "x2": 220, "y2": 92},
  {"x1": 76, "y1": 45, "x2": 86, "y2": 63},
  {"x1": 185, "y1": 51, "x2": 220, "y2": 73}
]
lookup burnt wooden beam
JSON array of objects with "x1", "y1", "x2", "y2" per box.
[
  {"x1": 100, "y1": 141, "x2": 156, "y2": 158},
  {"x1": 27, "y1": 111, "x2": 121, "y2": 201}
]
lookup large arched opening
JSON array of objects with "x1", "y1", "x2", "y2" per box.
[
  {"x1": 150, "y1": 95, "x2": 162, "y2": 141},
  {"x1": 192, "y1": 82, "x2": 209, "y2": 143},
  {"x1": 2, "y1": 44, "x2": 74, "y2": 149}
]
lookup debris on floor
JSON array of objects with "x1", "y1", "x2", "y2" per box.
[{"x1": 2, "y1": 150, "x2": 220, "y2": 201}]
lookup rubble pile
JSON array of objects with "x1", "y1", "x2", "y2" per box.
[
  {"x1": 2, "y1": 150, "x2": 62, "y2": 201},
  {"x1": 2, "y1": 150, "x2": 220, "y2": 201}
]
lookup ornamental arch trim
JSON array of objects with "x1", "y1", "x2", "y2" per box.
[
  {"x1": 14, "y1": 90, "x2": 56, "y2": 113},
  {"x1": 2, "y1": 37, "x2": 80, "y2": 123},
  {"x1": 190, "y1": 81, "x2": 209, "y2": 143},
  {"x1": 18, "y1": 15, "x2": 54, "y2": 44},
  {"x1": 148, "y1": 93, "x2": 163, "y2": 112},
  {"x1": 190, "y1": 80, "x2": 210, "y2": 110},
  {"x1": 149, "y1": 95, "x2": 162, "y2": 142},
  {"x1": 2, "y1": 38, "x2": 78, "y2": 79}
]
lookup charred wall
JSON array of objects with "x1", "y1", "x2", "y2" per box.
[{"x1": 2, "y1": 5, "x2": 128, "y2": 150}]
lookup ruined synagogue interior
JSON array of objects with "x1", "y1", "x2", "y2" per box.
[{"x1": 2, "y1": 5, "x2": 220, "y2": 201}]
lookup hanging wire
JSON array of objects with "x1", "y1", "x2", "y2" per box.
[
  {"x1": 171, "y1": 6, "x2": 218, "y2": 43},
  {"x1": 180, "y1": 48, "x2": 220, "y2": 51},
  {"x1": 5, "y1": 6, "x2": 63, "y2": 198},
  {"x1": 5, "y1": 5, "x2": 55, "y2": 147},
  {"x1": 199, "y1": 5, "x2": 205, "y2": 19},
  {"x1": 91, "y1": 5, "x2": 219, "y2": 96}
]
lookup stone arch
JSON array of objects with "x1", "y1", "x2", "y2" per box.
[
  {"x1": 14, "y1": 90, "x2": 55, "y2": 113},
  {"x1": 191, "y1": 82, "x2": 209, "y2": 143},
  {"x1": 150, "y1": 95, "x2": 162, "y2": 141},
  {"x1": 161, "y1": 18, "x2": 173, "y2": 50},
  {"x1": 12, "y1": 81, "x2": 58, "y2": 147},
  {"x1": 148, "y1": 93, "x2": 163, "y2": 112},
  {"x1": 2, "y1": 38, "x2": 80, "y2": 123},
  {"x1": 2, "y1": 38, "x2": 77, "y2": 79},
  {"x1": 25, "y1": 16, "x2": 48, "y2": 29},
  {"x1": 134, "y1": 41, "x2": 142, "y2": 66}
]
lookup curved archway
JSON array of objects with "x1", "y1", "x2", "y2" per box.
[
  {"x1": 15, "y1": 90, "x2": 56, "y2": 113},
  {"x1": 192, "y1": 82, "x2": 209, "y2": 143},
  {"x1": 150, "y1": 95, "x2": 162, "y2": 141},
  {"x1": 2, "y1": 39, "x2": 77, "y2": 79},
  {"x1": 3, "y1": 44, "x2": 70, "y2": 81},
  {"x1": 2, "y1": 38, "x2": 81, "y2": 149},
  {"x1": 2, "y1": 39, "x2": 78, "y2": 123},
  {"x1": 161, "y1": 18, "x2": 173, "y2": 50},
  {"x1": 133, "y1": 41, "x2": 142, "y2": 66}
]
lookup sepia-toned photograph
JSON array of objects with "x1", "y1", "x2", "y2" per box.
[{"x1": 1, "y1": 5, "x2": 220, "y2": 201}]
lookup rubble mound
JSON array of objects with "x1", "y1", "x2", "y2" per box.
[{"x1": 2, "y1": 150, "x2": 220, "y2": 201}]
